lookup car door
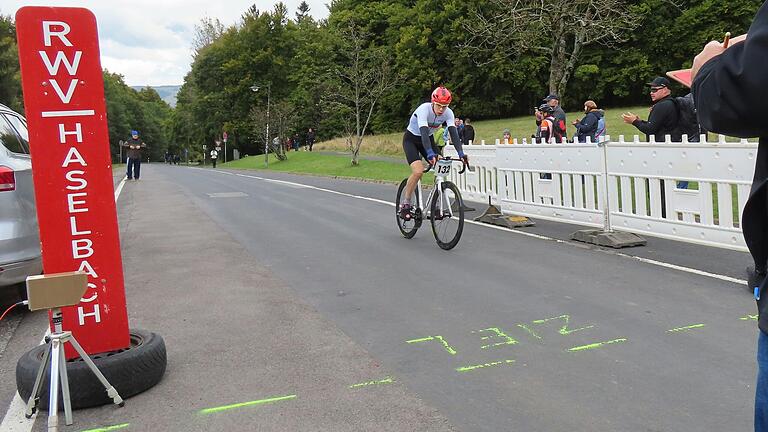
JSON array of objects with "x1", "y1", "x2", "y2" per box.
[{"x1": 0, "y1": 111, "x2": 40, "y2": 268}]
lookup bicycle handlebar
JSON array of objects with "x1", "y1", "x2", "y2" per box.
[{"x1": 423, "y1": 157, "x2": 469, "y2": 175}]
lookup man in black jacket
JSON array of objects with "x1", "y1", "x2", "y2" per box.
[
  {"x1": 691, "y1": 2, "x2": 767, "y2": 429},
  {"x1": 622, "y1": 77, "x2": 681, "y2": 142},
  {"x1": 463, "y1": 118, "x2": 475, "y2": 146}
]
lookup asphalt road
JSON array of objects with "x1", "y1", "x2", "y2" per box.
[{"x1": 0, "y1": 163, "x2": 758, "y2": 431}]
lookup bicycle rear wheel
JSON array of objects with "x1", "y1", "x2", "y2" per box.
[
  {"x1": 430, "y1": 181, "x2": 464, "y2": 250},
  {"x1": 396, "y1": 178, "x2": 421, "y2": 238}
]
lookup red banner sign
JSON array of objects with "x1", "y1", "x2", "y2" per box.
[{"x1": 16, "y1": 7, "x2": 130, "y2": 357}]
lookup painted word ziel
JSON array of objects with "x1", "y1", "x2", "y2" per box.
[{"x1": 16, "y1": 7, "x2": 130, "y2": 357}]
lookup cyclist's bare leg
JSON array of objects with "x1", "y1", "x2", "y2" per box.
[{"x1": 404, "y1": 160, "x2": 424, "y2": 204}]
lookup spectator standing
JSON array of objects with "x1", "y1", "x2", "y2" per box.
[
  {"x1": 542, "y1": 94, "x2": 567, "y2": 142},
  {"x1": 691, "y1": 4, "x2": 767, "y2": 429},
  {"x1": 210, "y1": 148, "x2": 219, "y2": 168},
  {"x1": 572, "y1": 100, "x2": 604, "y2": 142},
  {"x1": 307, "y1": 128, "x2": 316, "y2": 151},
  {"x1": 435, "y1": 122, "x2": 447, "y2": 156},
  {"x1": 502, "y1": 128, "x2": 512, "y2": 144},
  {"x1": 622, "y1": 77, "x2": 681, "y2": 142},
  {"x1": 122, "y1": 130, "x2": 146, "y2": 181},
  {"x1": 292, "y1": 133, "x2": 300, "y2": 151},
  {"x1": 623, "y1": 76, "x2": 688, "y2": 189},
  {"x1": 451, "y1": 118, "x2": 465, "y2": 146},
  {"x1": 463, "y1": 118, "x2": 475, "y2": 146},
  {"x1": 535, "y1": 105, "x2": 556, "y2": 143}
]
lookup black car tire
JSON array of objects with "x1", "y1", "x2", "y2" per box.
[{"x1": 16, "y1": 329, "x2": 166, "y2": 411}]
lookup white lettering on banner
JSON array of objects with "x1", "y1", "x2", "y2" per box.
[
  {"x1": 38, "y1": 51, "x2": 81, "y2": 74},
  {"x1": 65, "y1": 170, "x2": 87, "y2": 190},
  {"x1": 78, "y1": 303, "x2": 101, "y2": 325},
  {"x1": 49, "y1": 79, "x2": 79, "y2": 103},
  {"x1": 72, "y1": 239, "x2": 94, "y2": 259},
  {"x1": 42, "y1": 110, "x2": 94, "y2": 118},
  {"x1": 33, "y1": 17, "x2": 113, "y2": 334},
  {"x1": 69, "y1": 216, "x2": 91, "y2": 236},
  {"x1": 67, "y1": 192, "x2": 88, "y2": 213},
  {"x1": 58, "y1": 123, "x2": 83, "y2": 143},
  {"x1": 81, "y1": 282, "x2": 98, "y2": 302},
  {"x1": 77, "y1": 260, "x2": 97, "y2": 278},
  {"x1": 62, "y1": 147, "x2": 87, "y2": 167},
  {"x1": 42, "y1": 21, "x2": 73, "y2": 47}
]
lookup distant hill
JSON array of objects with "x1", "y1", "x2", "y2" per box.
[{"x1": 130, "y1": 85, "x2": 181, "y2": 107}]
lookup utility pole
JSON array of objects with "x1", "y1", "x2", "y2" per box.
[{"x1": 250, "y1": 83, "x2": 271, "y2": 168}]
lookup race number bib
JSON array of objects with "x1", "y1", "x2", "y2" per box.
[{"x1": 435, "y1": 159, "x2": 452, "y2": 177}]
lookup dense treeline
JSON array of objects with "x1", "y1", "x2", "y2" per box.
[
  {"x1": 174, "y1": 0, "x2": 759, "y2": 157},
  {"x1": 0, "y1": 12, "x2": 173, "y2": 162},
  {"x1": 1, "y1": 2, "x2": 762, "y2": 161}
]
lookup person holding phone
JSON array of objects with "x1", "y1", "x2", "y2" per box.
[{"x1": 691, "y1": 2, "x2": 768, "y2": 429}]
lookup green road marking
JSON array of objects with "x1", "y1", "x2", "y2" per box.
[
  {"x1": 517, "y1": 323, "x2": 542, "y2": 340},
  {"x1": 568, "y1": 338, "x2": 627, "y2": 352},
  {"x1": 531, "y1": 315, "x2": 594, "y2": 336},
  {"x1": 405, "y1": 335, "x2": 457, "y2": 355},
  {"x1": 667, "y1": 324, "x2": 706, "y2": 333},
  {"x1": 741, "y1": 314, "x2": 759, "y2": 321},
  {"x1": 349, "y1": 377, "x2": 394, "y2": 389},
  {"x1": 473, "y1": 327, "x2": 518, "y2": 349},
  {"x1": 456, "y1": 359, "x2": 515, "y2": 373},
  {"x1": 199, "y1": 394, "x2": 297, "y2": 415},
  {"x1": 406, "y1": 336, "x2": 434, "y2": 344},
  {"x1": 80, "y1": 424, "x2": 130, "y2": 432}
]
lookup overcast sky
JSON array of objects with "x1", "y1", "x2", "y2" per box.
[{"x1": 4, "y1": 1, "x2": 330, "y2": 86}]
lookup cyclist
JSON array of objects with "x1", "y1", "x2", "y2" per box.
[{"x1": 400, "y1": 86, "x2": 468, "y2": 220}]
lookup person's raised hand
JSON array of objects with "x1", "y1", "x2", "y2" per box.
[
  {"x1": 691, "y1": 34, "x2": 746, "y2": 81},
  {"x1": 621, "y1": 112, "x2": 638, "y2": 124}
]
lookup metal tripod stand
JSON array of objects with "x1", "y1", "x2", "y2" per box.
[{"x1": 24, "y1": 308, "x2": 124, "y2": 431}]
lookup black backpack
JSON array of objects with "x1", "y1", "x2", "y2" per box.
[{"x1": 672, "y1": 93, "x2": 705, "y2": 142}]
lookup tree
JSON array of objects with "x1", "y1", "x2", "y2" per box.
[
  {"x1": 192, "y1": 16, "x2": 226, "y2": 55},
  {"x1": 325, "y1": 20, "x2": 400, "y2": 165},
  {"x1": 0, "y1": 12, "x2": 22, "y2": 112},
  {"x1": 466, "y1": 0, "x2": 643, "y2": 99},
  {"x1": 296, "y1": 1, "x2": 311, "y2": 22}
]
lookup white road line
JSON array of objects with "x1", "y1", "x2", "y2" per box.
[
  {"x1": 215, "y1": 168, "x2": 745, "y2": 286},
  {"x1": 0, "y1": 176, "x2": 127, "y2": 431},
  {"x1": 114, "y1": 175, "x2": 127, "y2": 202}
]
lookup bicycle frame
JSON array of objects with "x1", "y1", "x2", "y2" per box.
[{"x1": 412, "y1": 157, "x2": 466, "y2": 218}]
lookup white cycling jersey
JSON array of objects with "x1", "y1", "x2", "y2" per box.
[{"x1": 406, "y1": 102, "x2": 456, "y2": 136}]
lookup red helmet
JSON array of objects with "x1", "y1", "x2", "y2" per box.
[{"x1": 431, "y1": 86, "x2": 452, "y2": 105}]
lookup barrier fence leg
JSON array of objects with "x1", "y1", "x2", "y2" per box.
[{"x1": 570, "y1": 140, "x2": 646, "y2": 248}]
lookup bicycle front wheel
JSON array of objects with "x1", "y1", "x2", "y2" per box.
[
  {"x1": 430, "y1": 181, "x2": 464, "y2": 250},
  {"x1": 396, "y1": 178, "x2": 421, "y2": 238}
]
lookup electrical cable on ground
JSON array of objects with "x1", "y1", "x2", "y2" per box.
[{"x1": 0, "y1": 301, "x2": 27, "y2": 322}]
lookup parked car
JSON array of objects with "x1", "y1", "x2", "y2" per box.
[{"x1": 0, "y1": 103, "x2": 41, "y2": 299}]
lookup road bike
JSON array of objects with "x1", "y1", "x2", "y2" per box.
[{"x1": 395, "y1": 157, "x2": 468, "y2": 250}]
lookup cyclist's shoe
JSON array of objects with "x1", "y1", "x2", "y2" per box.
[{"x1": 399, "y1": 203, "x2": 412, "y2": 221}]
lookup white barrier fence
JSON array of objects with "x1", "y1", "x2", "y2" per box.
[{"x1": 445, "y1": 135, "x2": 758, "y2": 251}]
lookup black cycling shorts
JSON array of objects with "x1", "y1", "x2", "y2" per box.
[{"x1": 402, "y1": 130, "x2": 438, "y2": 164}]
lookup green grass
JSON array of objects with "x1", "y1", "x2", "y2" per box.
[{"x1": 221, "y1": 151, "x2": 434, "y2": 184}]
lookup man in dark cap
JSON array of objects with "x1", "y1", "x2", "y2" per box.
[
  {"x1": 622, "y1": 77, "x2": 682, "y2": 142},
  {"x1": 691, "y1": 2, "x2": 768, "y2": 428}
]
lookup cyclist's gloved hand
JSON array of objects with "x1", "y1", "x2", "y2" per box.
[
  {"x1": 426, "y1": 149, "x2": 437, "y2": 165},
  {"x1": 457, "y1": 151, "x2": 469, "y2": 165}
]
